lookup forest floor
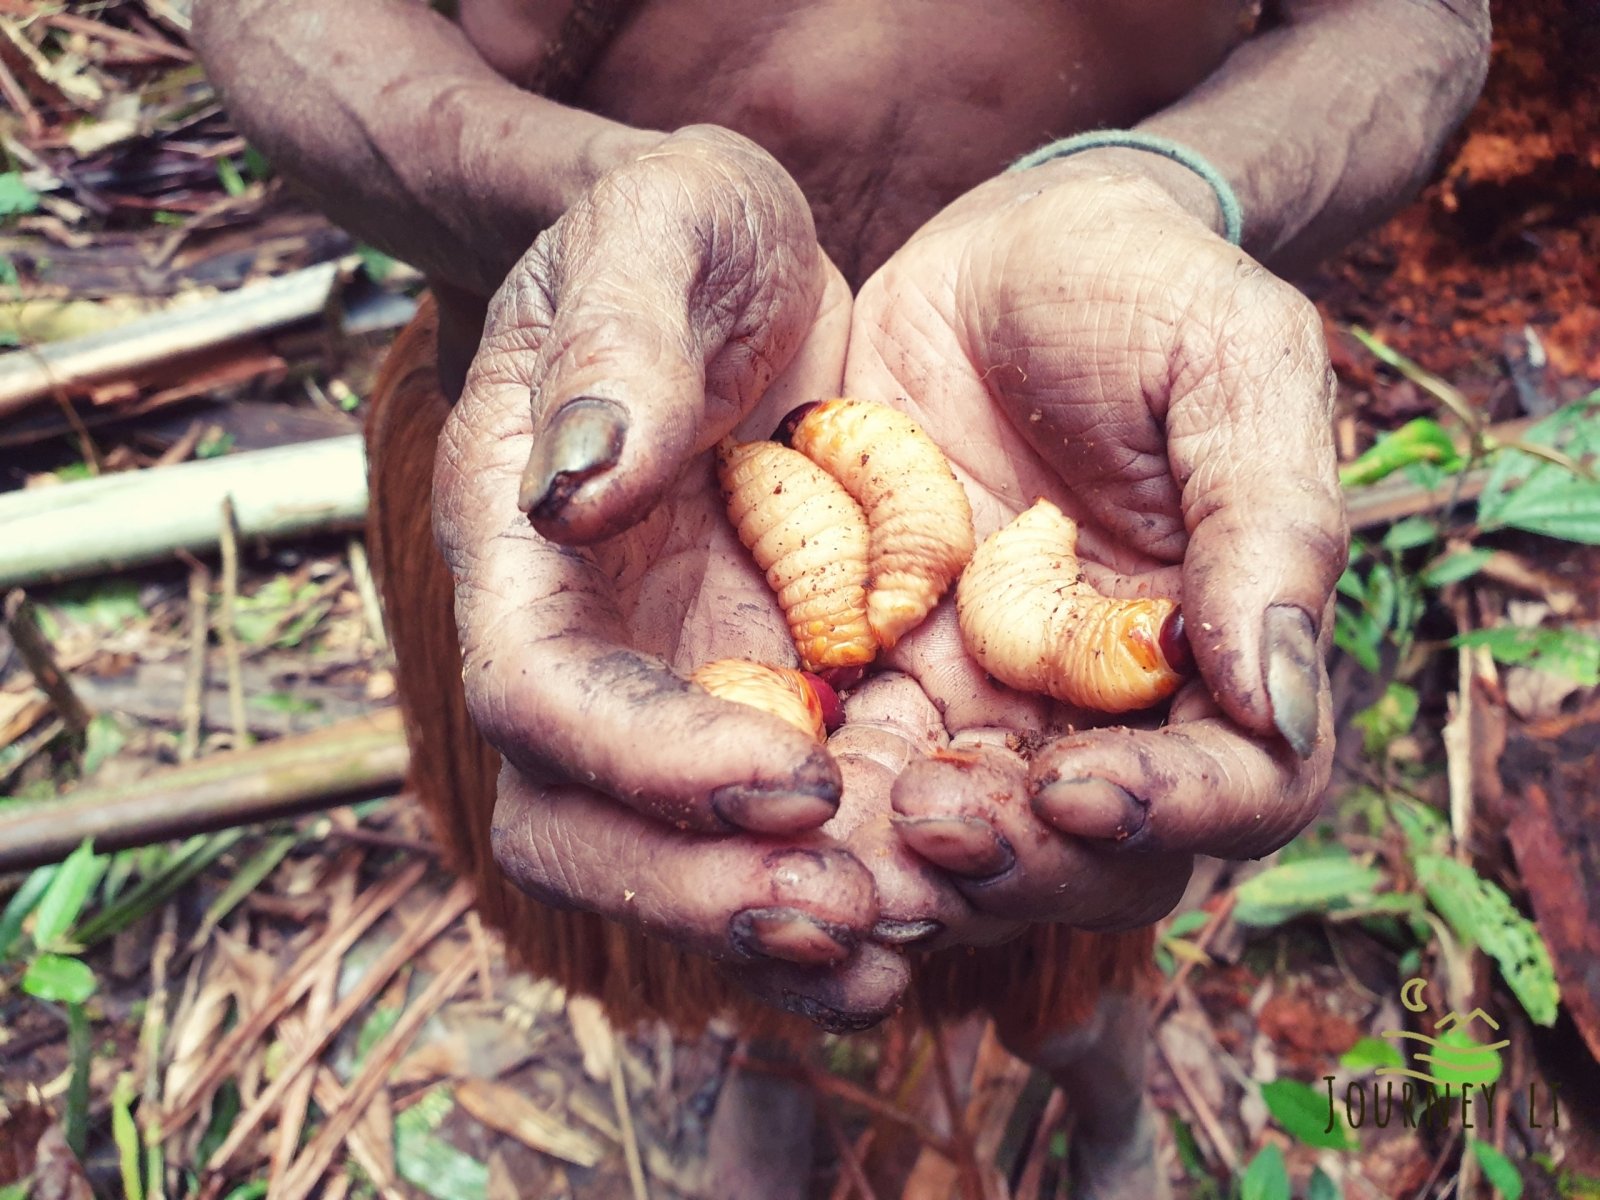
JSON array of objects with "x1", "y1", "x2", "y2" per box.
[{"x1": 2, "y1": 2, "x2": 1598, "y2": 1198}]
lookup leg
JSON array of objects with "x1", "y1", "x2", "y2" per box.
[
  {"x1": 996, "y1": 990, "x2": 1169, "y2": 1200},
  {"x1": 703, "y1": 1038, "x2": 817, "y2": 1200}
]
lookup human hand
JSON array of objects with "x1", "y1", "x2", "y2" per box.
[
  {"x1": 839, "y1": 157, "x2": 1348, "y2": 944},
  {"x1": 434, "y1": 126, "x2": 911, "y2": 1024}
]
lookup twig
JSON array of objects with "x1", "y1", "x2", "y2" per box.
[
  {"x1": 1155, "y1": 893, "x2": 1237, "y2": 1021},
  {"x1": 1155, "y1": 1036, "x2": 1239, "y2": 1175},
  {"x1": 159, "y1": 859, "x2": 428, "y2": 1133},
  {"x1": 1013, "y1": 1087, "x2": 1067, "y2": 1200},
  {"x1": 177, "y1": 558, "x2": 210, "y2": 763},
  {"x1": 216, "y1": 498, "x2": 248, "y2": 748},
  {"x1": 735, "y1": 1054, "x2": 959, "y2": 1160},
  {"x1": 203, "y1": 881, "x2": 473, "y2": 1172},
  {"x1": 927, "y1": 1020, "x2": 990, "y2": 1200},
  {"x1": 238, "y1": 567, "x2": 347, "y2": 660},
  {"x1": 347, "y1": 538, "x2": 388, "y2": 650},
  {"x1": 820, "y1": 1102, "x2": 878, "y2": 1200},
  {"x1": 610, "y1": 1029, "x2": 651, "y2": 1200},
  {"x1": 310, "y1": 1068, "x2": 404, "y2": 1200},
  {"x1": 3, "y1": 589, "x2": 92, "y2": 735},
  {"x1": 275, "y1": 946, "x2": 477, "y2": 1200}
]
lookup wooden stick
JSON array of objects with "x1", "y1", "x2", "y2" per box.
[
  {"x1": 608, "y1": 1029, "x2": 651, "y2": 1200},
  {"x1": 2, "y1": 588, "x2": 92, "y2": 735},
  {"x1": 274, "y1": 946, "x2": 477, "y2": 1200},
  {"x1": 177, "y1": 559, "x2": 211, "y2": 763},
  {"x1": 0, "y1": 262, "x2": 340, "y2": 418},
  {"x1": 216, "y1": 497, "x2": 248, "y2": 747},
  {"x1": 0, "y1": 709, "x2": 408, "y2": 873},
  {"x1": 0, "y1": 434, "x2": 369, "y2": 590}
]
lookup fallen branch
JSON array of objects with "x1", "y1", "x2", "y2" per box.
[
  {"x1": 0, "y1": 708, "x2": 406, "y2": 873},
  {"x1": 2, "y1": 588, "x2": 92, "y2": 735},
  {"x1": 0, "y1": 434, "x2": 369, "y2": 589}
]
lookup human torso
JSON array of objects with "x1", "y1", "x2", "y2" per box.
[{"x1": 459, "y1": 0, "x2": 1254, "y2": 284}]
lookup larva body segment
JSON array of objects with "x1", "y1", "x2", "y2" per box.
[
  {"x1": 787, "y1": 399, "x2": 975, "y2": 649},
  {"x1": 690, "y1": 659, "x2": 827, "y2": 742},
  {"x1": 715, "y1": 439, "x2": 877, "y2": 671},
  {"x1": 956, "y1": 499, "x2": 1185, "y2": 713}
]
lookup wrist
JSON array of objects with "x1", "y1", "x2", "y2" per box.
[{"x1": 1034, "y1": 146, "x2": 1234, "y2": 242}]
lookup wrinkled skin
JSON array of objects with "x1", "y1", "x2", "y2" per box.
[{"x1": 435, "y1": 126, "x2": 1347, "y2": 1029}]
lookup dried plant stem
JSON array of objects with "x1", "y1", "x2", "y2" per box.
[
  {"x1": 820, "y1": 1104, "x2": 878, "y2": 1200},
  {"x1": 735, "y1": 1054, "x2": 957, "y2": 1160},
  {"x1": 3, "y1": 588, "x2": 91, "y2": 735},
  {"x1": 1155, "y1": 893, "x2": 1237, "y2": 1021},
  {"x1": 216, "y1": 497, "x2": 248, "y2": 747},
  {"x1": 1156, "y1": 1036, "x2": 1239, "y2": 1174},
  {"x1": 347, "y1": 537, "x2": 388, "y2": 650},
  {"x1": 610, "y1": 1030, "x2": 651, "y2": 1200},
  {"x1": 177, "y1": 559, "x2": 211, "y2": 763}
]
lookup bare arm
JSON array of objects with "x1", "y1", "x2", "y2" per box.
[
  {"x1": 1067, "y1": 0, "x2": 1491, "y2": 269},
  {"x1": 191, "y1": 0, "x2": 662, "y2": 297}
]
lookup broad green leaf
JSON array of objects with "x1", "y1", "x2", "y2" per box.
[
  {"x1": 1239, "y1": 1144, "x2": 1290, "y2": 1200},
  {"x1": 46, "y1": 579, "x2": 147, "y2": 632},
  {"x1": 1390, "y1": 796, "x2": 1448, "y2": 857},
  {"x1": 1334, "y1": 605, "x2": 1383, "y2": 674},
  {"x1": 32, "y1": 839, "x2": 105, "y2": 948},
  {"x1": 1336, "y1": 564, "x2": 1367, "y2": 602},
  {"x1": 1367, "y1": 562, "x2": 1398, "y2": 637},
  {"x1": 1478, "y1": 398, "x2": 1600, "y2": 544},
  {"x1": 1471, "y1": 1140, "x2": 1524, "y2": 1200},
  {"x1": 1382, "y1": 515, "x2": 1440, "y2": 552},
  {"x1": 23, "y1": 952, "x2": 97, "y2": 1004},
  {"x1": 0, "y1": 171, "x2": 40, "y2": 217},
  {"x1": 0, "y1": 1178, "x2": 33, "y2": 1200},
  {"x1": 1261, "y1": 1078, "x2": 1354, "y2": 1150},
  {"x1": 1340, "y1": 418, "x2": 1464, "y2": 488},
  {"x1": 1423, "y1": 1024, "x2": 1504, "y2": 1087},
  {"x1": 0, "y1": 863, "x2": 58, "y2": 961},
  {"x1": 1420, "y1": 547, "x2": 1494, "y2": 588},
  {"x1": 1454, "y1": 626, "x2": 1600, "y2": 686},
  {"x1": 1340, "y1": 1036, "x2": 1405, "y2": 1072},
  {"x1": 395, "y1": 1087, "x2": 487, "y2": 1200},
  {"x1": 1233, "y1": 854, "x2": 1384, "y2": 928},
  {"x1": 1309, "y1": 1166, "x2": 1343, "y2": 1200},
  {"x1": 112, "y1": 1073, "x2": 143, "y2": 1200},
  {"x1": 1352, "y1": 682, "x2": 1420, "y2": 758},
  {"x1": 1414, "y1": 854, "x2": 1560, "y2": 1026},
  {"x1": 1165, "y1": 910, "x2": 1210, "y2": 938}
]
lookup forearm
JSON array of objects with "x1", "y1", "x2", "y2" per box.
[
  {"x1": 192, "y1": 0, "x2": 661, "y2": 297},
  {"x1": 1076, "y1": 0, "x2": 1490, "y2": 270}
]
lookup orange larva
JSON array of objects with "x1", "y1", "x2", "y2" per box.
[
  {"x1": 955, "y1": 499, "x2": 1188, "y2": 713},
  {"x1": 782, "y1": 399, "x2": 975, "y2": 649},
  {"x1": 690, "y1": 658, "x2": 830, "y2": 742},
  {"x1": 715, "y1": 438, "x2": 877, "y2": 672}
]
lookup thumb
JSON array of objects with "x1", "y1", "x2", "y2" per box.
[
  {"x1": 1166, "y1": 270, "x2": 1347, "y2": 756},
  {"x1": 505, "y1": 126, "x2": 828, "y2": 545}
]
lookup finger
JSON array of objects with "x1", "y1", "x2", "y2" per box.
[
  {"x1": 884, "y1": 603, "x2": 1061, "y2": 736},
  {"x1": 1164, "y1": 266, "x2": 1347, "y2": 757},
  {"x1": 509, "y1": 127, "x2": 830, "y2": 545},
  {"x1": 437, "y1": 331, "x2": 840, "y2": 836},
  {"x1": 492, "y1": 768, "x2": 908, "y2": 1030},
  {"x1": 891, "y1": 742, "x2": 1190, "y2": 933},
  {"x1": 1029, "y1": 684, "x2": 1335, "y2": 861}
]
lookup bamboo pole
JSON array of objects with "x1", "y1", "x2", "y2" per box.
[{"x1": 0, "y1": 709, "x2": 408, "y2": 873}]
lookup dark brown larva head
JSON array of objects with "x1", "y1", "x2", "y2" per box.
[
  {"x1": 1159, "y1": 608, "x2": 1194, "y2": 674},
  {"x1": 815, "y1": 663, "x2": 868, "y2": 693},
  {"x1": 773, "y1": 401, "x2": 823, "y2": 447},
  {"x1": 801, "y1": 671, "x2": 846, "y2": 732}
]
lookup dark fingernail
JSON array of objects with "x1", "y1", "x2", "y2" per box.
[
  {"x1": 1159, "y1": 608, "x2": 1194, "y2": 674},
  {"x1": 730, "y1": 906, "x2": 855, "y2": 965},
  {"x1": 1264, "y1": 604, "x2": 1320, "y2": 759},
  {"x1": 871, "y1": 918, "x2": 943, "y2": 946},
  {"x1": 711, "y1": 777, "x2": 839, "y2": 834},
  {"x1": 892, "y1": 815, "x2": 1015, "y2": 879},
  {"x1": 1034, "y1": 777, "x2": 1146, "y2": 841},
  {"x1": 518, "y1": 396, "x2": 628, "y2": 518},
  {"x1": 781, "y1": 991, "x2": 888, "y2": 1033}
]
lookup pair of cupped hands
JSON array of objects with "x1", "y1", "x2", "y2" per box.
[{"x1": 432, "y1": 126, "x2": 1348, "y2": 1031}]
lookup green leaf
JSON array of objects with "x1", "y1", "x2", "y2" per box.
[
  {"x1": 1423, "y1": 1024, "x2": 1504, "y2": 1087},
  {"x1": 1471, "y1": 1139, "x2": 1524, "y2": 1200},
  {"x1": 46, "y1": 579, "x2": 147, "y2": 631},
  {"x1": 23, "y1": 952, "x2": 97, "y2": 1004},
  {"x1": 1238, "y1": 1144, "x2": 1290, "y2": 1200},
  {"x1": 1414, "y1": 854, "x2": 1560, "y2": 1026},
  {"x1": 215, "y1": 156, "x2": 247, "y2": 197},
  {"x1": 1340, "y1": 1036, "x2": 1405, "y2": 1072},
  {"x1": 1420, "y1": 547, "x2": 1494, "y2": 588},
  {"x1": 0, "y1": 864, "x2": 58, "y2": 962},
  {"x1": 1334, "y1": 605, "x2": 1383, "y2": 674},
  {"x1": 1382, "y1": 515, "x2": 1440, "y2": 552},
  {"x1": 1367, "y1": 562, "x2": 1398, "y2": 638},
  {"x1": 356, "y1": 244, "x2": 398, "y2": 283},
  {"x1": 32, "y1": 839, "x2": 105, "y2": 948},
  {"x1": 220, "y1": 1185, "x2": 268, "y2": 1200},
  {"x1": 1478, "y1": 398, "x2": 1600, "y2": 543},
  {"x1": 0, "y1": 171, "x2": 41, "y2": 217},
  {"x1": 1261, "y1": 1078, "x2": 1354, "y2": 1150},
  {"x1": 395, "y1": 1087, "x2": 488, "y2": 1200},
  {"x1": 81, "y1": 714, "x2": 127, "y2": 778},
  {"x1": 0, "y1": 1179, "x2": 32, "y2": 1200},
  {"x1": 1166, "y1": 910, "x2": 1210, "y2": 939},
  {"x1": 1352, "y1": 682, "x2": 1420, "y2": 758},
  {"x1": 1454, "y1": 626, "x2": 1600, "y2": 686},
  {"x1": 1308, "y1": 1166, "x2": 1343, "y2": 1200},
  {"x1": 1233, "y1": 853, "x2": 1384, "y2": 928},
  {"x1": 1340, "y1": 418, "x2": 1464, "y2": 488},
  {"x1": 112, "y1": 1073, "x2": 144, "y2": 1200}
]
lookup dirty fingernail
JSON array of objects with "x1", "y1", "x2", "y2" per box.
[
  {"x1": 892, "y1": 815, "x2": 1015, "y2": 879},
  {"x1": 1265, "y1": 604, "x2": 1320, "y2": 759},
  {"x1": 781, "y1": 991, "x2": 887, "y2": 1033},
  {"x1": 710, "y1": 779, "x2": 839, "y2": 834},
  {"x1": 518, "y1": 396, "x2": 628, "y2": 517},
  {"x1": 730, "y1": 907, "x2": 855, "y2": 965},
  {"x1": 1034, "y1": 777, "x2": 1146, "y2": 841},
  {"x1": 871, "y1": 918, "x2": 943, "y2": 946}
]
